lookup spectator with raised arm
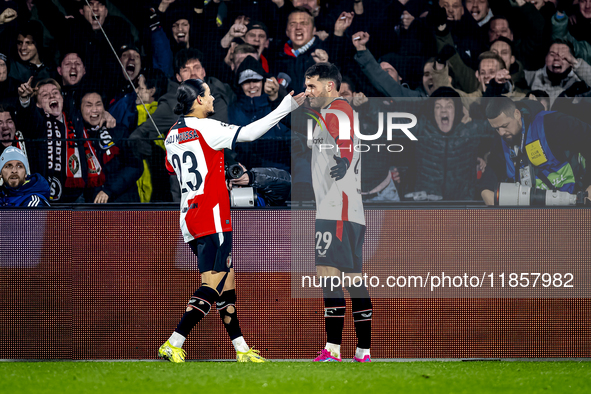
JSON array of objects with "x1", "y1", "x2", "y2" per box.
[
  {"x1": 64, "y1": 0, "x2": 134, "y2": 84},
  {"x1": 219, "y1": 20, "x2": 272, "y2": 83},
  {"x1": 271, "y1": 7, "x2": 343, "y2": 94},
  {"x1": 15, "y1": 77, "x2": 85, "y2": 202},
  {"x1": 426, "y1": 0, "x2": 487, "y2": 70},
  {"x1": 352, "y1": 31, "x2": 443, "y2": 97},
  {"x1": 129, "y1": 48, "x2": 235, "y2": 202},
  {"x1": 0, "y1": 3, "x2": 18, "y2": 58},
  {"x1": 434, "y1": 10, "x2": 529, "y2": 93},
  {"x1": 552, "y1": 8, "x2": 591, "y2": 64},
  {"x1": 525, "y1": 39, "x2": 585, "y2": 107},
  {"x1": 369, "y1": 0, "x2": 433, "y2": 61}
]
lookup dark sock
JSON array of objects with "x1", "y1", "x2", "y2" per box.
[
  {"x1": 217, "y1": 289, "x2": 243, "y2": 340},
  {"x1": 346, "y1": 285, "x2": 372, "y2": 349},
  {"x1": 176, "y1": 286, "x2": 218, "y2": 337},
  {"x1": 323, "y1": 286, "x2": 346, "y2": 345}
]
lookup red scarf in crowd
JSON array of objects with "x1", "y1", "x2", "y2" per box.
[
  {"x1": 260, "y1": 54, "x2": 269, "y2": 73},
  {"x1": 53, "y1": 113, "x2": 105, "y2": 188}
]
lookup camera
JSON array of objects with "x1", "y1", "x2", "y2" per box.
[
  {"x1": 229, "y1": 187, "x2": 257, "y2": 208},
  {"x1": 225, "y1": 164, "x2": 257, "y2": 207},
  {"x1": 225, "y1": 164, "x2": 244, "y2": 180},
  {"x1": 494, "y1": 182, "x2": 588, "y2": 206}
]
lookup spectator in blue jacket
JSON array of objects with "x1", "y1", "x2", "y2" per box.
[
  {"x1": 0, "y1": 147, "x2": 50, "y2": 207},
  {"x1": 229, "y1": 56, "x2": 291, "y2": 171}
]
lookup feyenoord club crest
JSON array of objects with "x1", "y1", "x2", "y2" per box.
[
  {"x1": 86, "y1": 153, "x2": 99, "y2": 174},
  {"x1": 68, "y1": 155, "x2": 80, "y2": 175},
  {"x1": 226, "y1": 252, "x2": 232, "y2": 268}
]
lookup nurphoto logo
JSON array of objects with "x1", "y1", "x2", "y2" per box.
[{"x1": 305, "y1": 107, "x2": 418, "y2": 153}]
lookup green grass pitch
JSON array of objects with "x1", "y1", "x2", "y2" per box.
[{"x1": 1, "y1": 361, "x2": 590, "y2": 394}]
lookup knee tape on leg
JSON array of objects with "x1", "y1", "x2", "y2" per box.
[
  {"x1": 216, "y1": 290, "x2": 236, "y2": 314},
  {"x1": 346, "y1": 285, "x2": 373, "y2": 322},
  {"x1": 323, "y1": 286, "x2": 345, "y2": 317},
  {"x1": 216, "y1": 289, "x2": 242, "y2": 340},
  {"x1": 187, "y1": 287, "x2": 217, "y2": 316}
]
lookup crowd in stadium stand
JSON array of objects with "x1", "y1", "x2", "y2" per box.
[{"x1": 1, "y1": 0, "x2": 591, "y2": 204}]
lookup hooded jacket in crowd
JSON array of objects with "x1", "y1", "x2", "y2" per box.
[{"x1": 410, "y1": 87, "x2": 494, "y2": 200}]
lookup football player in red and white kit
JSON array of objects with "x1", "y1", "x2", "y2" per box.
[
  {"x1": 158, "y1": 79, "x2": 305, "y2": 362},
  {"x1": 304, "y1": 63, "x2": 373, "y2": 363}
]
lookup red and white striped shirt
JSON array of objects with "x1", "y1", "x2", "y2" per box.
[{"x1": 165, "y1": 116, "x2": 239, "y2": 242}]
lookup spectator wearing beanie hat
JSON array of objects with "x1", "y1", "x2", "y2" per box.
[
  {"x1": 108, "y1": 43, "x2": 142, "y2": 105},
  {"x1": 0, "y1": 146, "x2": 50, "y2": 206},
  {"x1": 243, "y1": 21, "x2": 271, "y2": 72},
  {"x1": 228, "y1": 57, "x2": 291, "y2": 171}
]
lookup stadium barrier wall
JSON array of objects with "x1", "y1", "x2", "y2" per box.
[{"x1": 0, "y1": 208, "x2": 589, "y2": 360}]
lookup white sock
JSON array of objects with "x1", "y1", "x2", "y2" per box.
[
  {"x1": 232, "y1": 336, "x2": 249, "y2": 353},
  {"x1": 168, "y1": 332, "x2": 186, "y2": 348},
  {"x1": 355, "y1": 347, "x2": 370, "y2": 359},
  {"x1": 325, "y1": 342, "x2": 341, "y2": 358}
]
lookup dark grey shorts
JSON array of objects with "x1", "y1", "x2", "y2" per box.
[
  {"x1": 314, "y1": 219, "x2": 365, "y2": 273},
  {"x1": 188, "y1": 232, "x2": 233, "y2": 273}
]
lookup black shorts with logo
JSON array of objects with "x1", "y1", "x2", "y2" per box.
[
  {"x1": 188, "y1": 231, "x2": 233, "y2": 273},
  {"x1": 315, "y1": 219, "x2": 366, "y2": 273}
]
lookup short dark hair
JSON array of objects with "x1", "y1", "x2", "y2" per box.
[
  {"x1": 0, "y1": 103, "x2": 15, "y2": 119},
  {"x1": 174, "y1": 79, "x2": 207, "y2": 116},
  {"x1": 142, "y1": 68, "x2": 168, "y2": 101},
  {"x1": 305, "y1": 62, "x2": 342, "y2": 91},
  {"x1": 341, "y1": 75, "x2": 356, "y2": 93},
  {"x1": 59, "y1": 51, "x2": 86, "y2": 67},
  {"x1": 490, "y1": 36, "x2": 514, "y2": 56},
  {"x1": 174, "y1": 48, "x2": 205, "y2": 76},
  {"x1": 288, "y1": 6, "x2": 315, "y2": 25},
  {"x1": 485, "y1": 97, "x2": 517, "y2": 119},
  {"x1": 489, "y1": 15, "x2": 511, "y2": 30},
  {"x1": 549, "y1": 39, "x2": 574, "y2": 57},
  {"x1": 78, "y1": 0, "x2": 107, "y2": 9},
  {"x1": 78, "y1": 88, "x2": 105, "y2": 111},
  {"x1": 16, "y1": 20, "x2": 43, "y2": 48},
  {"x1": 478, "y1": 51, "x2": 507, "y2": 71},
  {"x1": 234, "y1": 44, "x2": 258, "y2": 56}
]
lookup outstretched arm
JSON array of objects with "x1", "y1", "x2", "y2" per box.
[{"x1": 236, "y1": 92, "x2": 305, "y2": 142}]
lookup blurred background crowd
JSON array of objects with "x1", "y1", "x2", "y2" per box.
[{"x1": 1, "y1": 0, "x2": 590, "y2": 205}]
